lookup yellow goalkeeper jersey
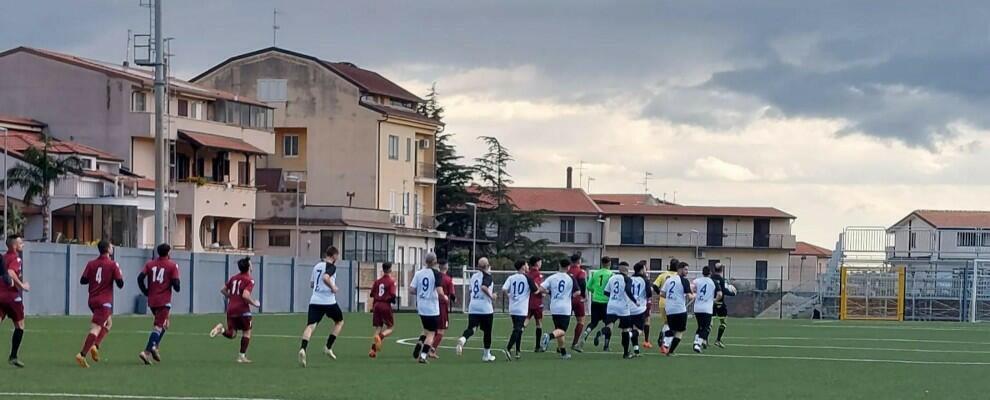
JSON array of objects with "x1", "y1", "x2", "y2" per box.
[{"x1": 654, "y1": 271, "x2": 678, "y2": 290}]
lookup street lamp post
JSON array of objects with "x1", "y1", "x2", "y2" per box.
[
  {"x1": 1, "y1": 127, "x2": 7, "y2": 240},
  {"x1": 466, "y1": 202, "x2": 478, "y2": 269},
  {"x1": 287, "y1": 175, "x2": 302, "y2": 259},
  {"x1": 691, "y1": 229, "x2": 700, "y2": 268},
  {"x1": 596, "y1": 217, "x2": 607, "y2": 262}
]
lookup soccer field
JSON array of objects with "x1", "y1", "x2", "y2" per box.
[{"x1": 0, "y1": 313, "x2": 988, "y2": 400}]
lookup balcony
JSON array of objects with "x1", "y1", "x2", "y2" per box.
[
  {"x1": 415, "y1": 162, "x2": 437, "y2": 183},
  {"x1": 527, "y1": 231, "x2": 598, "y2": 245},
  {"x1": 174, "y1": 181, "x2": 256, "y2": 220},
  {"x1": 415, "y1": 214, "x2": 436, "y2": 230},
  {"x1": 621, "y1": 231, "x2": 795, "y2": 249},
  {"x1": 390, "y1": 213, "x2": 407, "y2": 226}
]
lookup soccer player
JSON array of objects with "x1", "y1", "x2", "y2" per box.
[
  {"x1": 692, "y1": 266, "x2": 722, "y2": 353},
  {"x1": 711, "y1": 263, "x2": 734, "y2": 348},
  {"x1": 502, "y1": 259, "x2": 542, "y2": 360},
  {"x1": 0, "y1": 235, "x2": 28, "y2": 367},
  {"x1": 410, "y1": 253, "x2": 447, "y2": 364},
  {"x1": 652, "y1": 258, "x2": 680, "y2": 350},
  {"x1": 629, "y1": 261, "x2": 652, "y2": 356},
  {"x1": 429, "y1": 258, "x2": 456, "y2": 358},
  {"x1": 538, "y1": 258, "x2": 579, "y2": 359},
  {"x1": 137, "y1": 243, "x2": 180, "y2": 365},
  {"x1": 456, "y1": 257, "x2": 497, "y2": 362},
  {"x1": 525, "y1": 256, "x2": 545, "y2": 353},
  {"x1": 659, "y1": 261, "x2": 694, "y2": 356},
  {"x1": 566, "y1": 254, "x2": 588, "y2": 352},
  {"x1": 577, "y1": 256, "x2": 612, "y2": 351},
  {"x1": 298, "y1": 246, "x2": 343, "y2": 367},
  {"x1": 368, "y1": 262, "x2": 397, "y2": 358},
  {"x1": 604, "y1": 261, "x2": 638, "y2": 359},
  {"x1": 210, "y1": 257, "x2": 260, "y2": 364},
  {"x1": 75, "y1": 240, "x2": 124, "y2": 368}
]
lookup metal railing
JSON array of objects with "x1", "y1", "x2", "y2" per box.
[
  {"x1": 416, "y1": 162, "x2": 436, "y2": 179},
  {"x1": 415, "y1": 214, "x2": 435, "y2": 230},
  {"x1": 623, "y1": 231, "x2": 796, "y2": 249},
  {"x1": 526, "y1": 231, "x2": 597, "y2": 245}
]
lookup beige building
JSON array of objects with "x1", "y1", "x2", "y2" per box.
[
  {"x1": 191, "y1": 47, "x2": 443, "y2": 263},
  {"x1": 788, "y1": 241, "x2": 832, "y2": 291},
  {"x1": 0, "y1": 47, "x2": 276, "y2": 251},
  {"x1": 593, "y1": 194, "x2": 796, "y2": 288}
]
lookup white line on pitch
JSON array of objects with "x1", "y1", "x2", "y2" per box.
[
  {"x1": 725, "y1": 343, "x2": 990, "y2": 354},
  {"x1": 797, "y1": 324, "x2": 978, "y2": 332},
  {"x1": 735, "y1": 336, "x2": 990, "y2": 346},
  {"x1": 0, "y1": 393, "x2": 285, "y2": 400}
]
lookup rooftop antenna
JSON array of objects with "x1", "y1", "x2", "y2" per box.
[
  {"x1": 587, "y1": 176, "x2": 595, "y2": 192},
  {"x1": 642, "y1": 171, "x2": 654, "y2": 194},
  {"x1": 124, "y1": 29, "x2": 132, "y2": 66},
  {"x1": 577, "y1": 160, "x2": 586, "y2": 190},
  {"x1": 272, "y1": 8, "x2": 280, "y2": 47}
]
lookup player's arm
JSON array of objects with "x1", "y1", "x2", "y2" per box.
[
  {"x1": 137, "y1": 269, "x2": 149, "y2": 295},
  {"x1": 242, "y1": 287, "x2": 261, "y2": 308},
  {"x1": 658, "y1": 281, "x2": 669, "y2": 299},
  {"x1": 448, "y1": 281, "x2": 457, "y2": 304},
  {"x1": 434, "y1": 269, "x2": 448, "y2": 303},
  {"x1": 220, "y1": 284, "x2": 230, "y2": 297},
  {"x1": 715, "y1": 287, "x2": 723, "y2": 302},
  {"x1": 571, "y1": 275, "x2": 581, "y2": 298},
  {"x1": 530, "y1": 276, "x2": 547, "y2": 295},
  {"x1": 682, "y1": 277, "x2": 695, "y2": 300},
  {"x1": 79, "y1": 268, "x2": 90, "y2": 285},
  {"x1": 323, "y1": 264, "x2": 338, "y2": 293},
  {"x1": 7, "y1": 260, "x2": 28, "y2": 291},
  {"x1": 576, "y1": 275, "x2": 587, "y2": 298},
  {"x1": 482, "y1": 275, "x2": 496, "y2": 300},
  {"x1": 171, "y1": 277, "x2": 181, "y2": 292},
  {"x1": 114, "y1": 265, "x2": 124, "y2": 289}
]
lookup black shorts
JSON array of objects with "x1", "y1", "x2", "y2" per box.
[
  {"x1": 307, "y1": 303, "x2": 343, "y2": 325},
  {"x1": 604, "y1": 313, "x2": 619, "y2": 326},
  {"x1": 551, "y1": 314, "x2": 570, "y2": 331},
  {"x1": 630, "y1": 312, "x2": 647, "y2": 330},
  {"x1": 590, "y1": 302, "x2": 608, "y2": 322},
  {"x1": 467, "y1": 313, "x2": 494, "y2": 333},
  {"x1": 420, "y1": 315, "x2": 440, "y2": 332},
  {"x1": 618, "y1": 315, "x2": 633, "y2": 329},
  {"x1": 667, "y1": 312, "x2": 688, "y2": 332},
  {"x1": 714, "y1": 302, "x2": 728, "y2": 318},
  {"x1": 510, "y1": 315, "x2": 527, "y2": 330}
]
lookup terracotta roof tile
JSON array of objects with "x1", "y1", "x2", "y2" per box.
[
  {"x1": 468, "y1": 186, "x2": 603, "y2": 214},
  {"x1": 792, "y1": 241, "x2": 833, "y2": 257},
  {"x1": 0, "y1": 129, "x2": 123, "y2": 161},
  {"x1": 910, "y1": 210, "x2": 990, "y2": 229},
  {"x1": 324, "y1": 61, "x2": 422, "y2": 103},
  {"x1": 598, "y1": 203, "x2": 794, "y2": 219},
  {"x1": 178, "y1": 130, "x2": 267, "y2": 155}
]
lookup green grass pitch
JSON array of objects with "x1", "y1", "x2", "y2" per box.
[{"x1": 0, "y1": 313, "x2": 988, "y2": 399}]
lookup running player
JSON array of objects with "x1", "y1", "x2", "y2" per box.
[
  {"x1": 298, "y1": 246, "x2": 344, "y2": 366},
  {"x1": 566, "y1": 254, "x2": 588, "y2": 352},
  {"x1": 577, "y1": 256, "x2": 612, "y2": 351},
  {"x1": 659, "y1": 261, "x2": 694, "y2": 356},
  {"x1": 369, "y1": 262, "x2": 397, "y2": 358},
  {"x1": 525, "y1": 256, "x2": 545, "y2": 352},
  {"x1": 0, "y1": 235, "x2": 28, "y2": 367},
  {"x1": 538, "y1": 259, "x2": 579, "y2": 359},
  {"x1": 502, "y1": 259, "x2": 542, "y2": 360},
  {"x1": 652, "y1": 258, "x2": 680, "y2": 350},
  {"x1": 456, "y1": 257, "x2": 497, "y2": 362},
  {"x1": 604, "y1": 261, "x2": 638, "y2": 359},
  {"x1": 692, "y1": 266, "x2": 721, "y2": 353},
  {"x1": 137, "y1": 243, "x2": 180, "y2": 365},
  {"x1": 430, "y1": 259, "x2": 455, "y2": 358},
  {"x1": 711, "y1": 263, "x2": 734, "y2": 348},
  {"x1": 75, "y1": 240, "x2": 124, "y2": 368},
  {"x1": 629, "y1": 261, "x2": 652, "y2": 356},
  {"x1": 410, "y1": 253, "x2": 446, "y2": 364},
  {"x1": 210, "y1": 257, "x2": 260, "y2": 364}
]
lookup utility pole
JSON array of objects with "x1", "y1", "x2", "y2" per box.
[{"x1": 153, "y1": 0, "x2": 166, "y2": 247}]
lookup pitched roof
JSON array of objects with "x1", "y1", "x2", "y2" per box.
[
  {"x1": 0, "y1": 129, "x2": 123, "y2": 161},
  {"x1": 0, "y1": 47, "x2": 270, "y2": 107},
  {"x1": 467, "y1": 186, "x2": 603, "y2": 214},
  {"x1": 0, "y1": 115, "x2": 45, "y2": 128},
  {"x1": 792, "y1": 241, "x2": 833, "y2": 257},
  {"x1": 177, "y1": 130, "x2": 267, "y2": 155},
  {"x1": 590, "y1": 193, "x2": 677, "y2": 206},
  {"x1": 361, "y1": 102, "x2": 443, "y2": 126},
  {"x1": 597, "y1": 203, "x2": 795, "y2": 219},
  {"x1": 906, "y1": 210, "x2": 990, "y2": 229}
]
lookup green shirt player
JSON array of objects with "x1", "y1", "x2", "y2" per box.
[{"x1": 576, "y1": 257, "x2": 614, "y2": 351}]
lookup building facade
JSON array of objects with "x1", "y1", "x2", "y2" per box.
[
  {"x1": 887, "y1": 210, "x2": 990, "y2": 268},
  {"x1": 788, "y1": 241, "x2": 832, "y2": 291},
  {"x1": 190, "y1": 47, "x2": 442, "y2": 263}
]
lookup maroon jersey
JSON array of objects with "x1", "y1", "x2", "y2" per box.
[
  {"x1": 527, "y1": 268, "x2": 544, "y2": 308},
  {"x1": 142, "y1": 257, "x2": 180, "y2": 308},
  {"x1": 225, "y1": 272, "x2": 255, "y2": 316},
  {"x1": 82, "y1": 255, "x2": 123, "y2": 305},
  {"x1": 439, "y1": 273, "x2": 455, "y2": 308},
  {"x1": 371, "y1": 275, "x2": 397, "y2": 305},
  {"x1": 0, "y1": 250, "x2": 22, "y2": 303},
  {"x1": 568, "y1": 265, "x2": 588, "y2": 299}
]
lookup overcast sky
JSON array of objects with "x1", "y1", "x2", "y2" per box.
[{"x1": 4, "y1": 0, "x2": 990, "y2": 247}]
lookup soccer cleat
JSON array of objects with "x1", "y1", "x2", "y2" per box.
[
  {"x1": 622, "y1": 353, "x2": 633, "y2": 359},
  {"x1": 561, "y1": 353, "x2": 572, "y2": 360},
  {"x1": 138, "y1": 351, "x2": 152, "y2": 365},
  {"x1": 428, "y1": 351, "x2": 439, "y2": 360},
  {"x1": 603, "y1": 345, "x2": 610, "y2": 352},
  {"x1": 373, "y1": 334, "x2": 383, "y2": 352},
  {"x1": 702, "y1": 341, "x2": 709, "y2": 350},
  {"x1": 539, "y1": 333, "x2": 551, "y2": 353},
  {"x1": 483, "y1": 354, "x2": 497, "y2": 362},
  {"x1": 89, "y1": 346, "x2": 100, "y2": 362},
  {"x1": 715, "y1": 341, "x2": 725, "y2": 348},
  {"x1": 642, "y1": 341, "x2": 653, "y2": 349},
  {"x1": 660, "y1": 345, "x2": 669, "y2": 355},
  {"x1": 209, "y1": 323, "x2": 224, "y2": 338},
  {"x1": 593, "y1": 331, "x2": 601, "y2": 347},
  {"x1": 298, "y1": 349, "x2": 307, "y2": 367},
  {"x1": 693, "y1": 344, "x2": 702, "y2": 353},
  {"x1": 455, "y1": 337, "x2": 465, "y2": 356},
  {"x1": 8, "y1": 358, "x2": 24, "y2": 368},
  {"x1": 323, "y1": 348, "x2": 336, "y2": 360},
  {"x1": 501, "y1": 349, "x2": 513, "y2": 362},
  {"x1": 236, "y1": 355, "x2": 252, "y2": 364},
  {"x1": 75, "y1": 353, "x2": 90, "y2": 368},
  {"x1": 417, "y1": 357, "x2": 429, "y2": 364},
  {"x1": 571, "y1": 344, "x2": 583, "y2": 353},
  {"x1": 150, "y1": 347, "x2": 161, "y2": 363},
  {"x1": 368, "y1": 349, "x2": 377, "y2": 359}
]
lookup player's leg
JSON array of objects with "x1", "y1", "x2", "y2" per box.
[
  {"x1": 89, "y1": 315, "x2": 112, "y2": 362},
  {"x1": 324, "y1": 305, "x2": 343, "y2": 359},
  {"x1": 531, "y1": 310, "x2": 543, "y2": 352},
  {"x1": 419, "y1": 319, "x2": 438, "y2": 363},
  {"x1": 715, "y1": 303, "x2": 728, "y2": 347},
  {"x1": 506, "y1": 315, "x2": 524, "y2": 358},
  {"x1": 457, "y1": 314, "x2": 479, "y2": 356},
  {"x1": 413, "y1": 327, "x2": 427, "y2": 359},
  {"x1": 571, "y1": 311, "x2": 586, "y2": 349},
  {"x1": 77, "y1": 321, "x2": 102, "y2": 368},
  {"x1": 642, "y1": 304, "x2": 653, "y2": 348},
  {"x1": 298, "y1": 304, "x2": 324, "y2": 366},
  {"x1": 667, "y1": 314, "x2": 686, "y2": 355},
  {"x1": 6, "y1": 303, "x2": 25, "y2": 367},
  {"x1": 589, "y1": 302, "x2": 606, "y2": 345},
  {"x1": 480, "y1": 314, "x2": 494, "y2": 361},
  {"x1": 238, "y1": 322, "x2": 253, "y2": 364}
]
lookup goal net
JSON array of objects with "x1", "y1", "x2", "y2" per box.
[{"x1": 840, "y1": 266, "x2": 905, "y2": 321}]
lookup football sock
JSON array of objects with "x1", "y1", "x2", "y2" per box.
[
  {"x1": 421, "y1": 344, "x2": 432, "y2": 359},
  {"x1": 10, "y1": 328, "x2": 23, "y2": 359},
  {"x1": 514, "y1": 331, "x2": 522, "y2": 353},
  {"x1": 621, "y1": 331, "x2": 630, "y2": 354},
  {"x1": 534, "y1": 328, "x2": 542, "y2": 349},
  {"x1": 80, "y1": 333, "x2": 97, "y2": 357},
  {"x1": 643, "y1": 325, "x2": 651, "y2": 341},
  {"x1": 462, "y1": 327, "x2": 474, "y2": 340},
  {"x1": 158, "y1": 329, "x2": 166, "y2": 344},
  {"x1": 669, "y1": 337, "x2": 681, "y2": 354},
  {"x1": 413, "y1": 335, "x2": 426, "y2": 358},
  {"x1": 602, "y1": 326, "x2": 612, "y2": 348},
  {"x1": 326, "y1": 334, "x2": 337, "y2": 350},
  {"x1": 432, "y1": 333, "x2": 443, "y2": 350},
  {"x1": 482, "y1": 328, "x2": 492, "y2": 349},
  {"x1": 145, "y1": 331, "x2": 161, "y2": 352},
  {"x1": 301, "y1": 339, "x2": 309, "y2": 350},
  {"x1": 717, "y1": 320, "x2": 726, "y2": 341},
  {"x1": 239, "y1": 337, "x2": 250, "y2": 354},
  {"x1": 572, "y1": 323, "x2": 584, "y2": 346},
  {"x1": 631, "y1": 330, "x2": 640, "y2": 349},
  {"x1": 222, "y1": 329, "x2": 235, "y2": 339},
  {"x1": 95, "y1": 326, "x2": 109, "y2": 347}
]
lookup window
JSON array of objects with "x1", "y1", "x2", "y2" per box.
[
  {"x1": 756, "y1": 261, "x2": 768, "y2": 291},
  {"x1": 343, "y1": 231, "x2": 356, "y2": 260},
  {"x1": 402, "y1": 192, "x2": 410, "y2": 215},
  {"x1": 909, "y1": 232, "x2": 917, "y2": 249},
  {"x1": 192, "y1": 102, "x2": 202, "y2": 119},
  {"x1": 239, "y1": 223, "x2": 254, "y2": 249},
  {"x1": 177, "y1": 99, "x2": 189, "y2": 117},
  {"x1": 283, "y1": 135, "x2": 299, "y2": 157},
  {"x1": 268, "y1": 230, "x2": 291, "y2": 247},
  {"x1": 959, "y1": 232, "x2": 980, "y2": 247},
  {"x1": 237, "y1": 161, "x2": 250, "y2": 186},
  {"x1": 78, "y1": 157, "x2": 95, "y2": 171},
  {"x1": 388, "y1": 135, "x2": 399, "y2": 160},
  {"x1": 355, "y1": 232, "x2": 367, "y2": 262},
  {"x1": 649, "y1": 258, "x2": 663, "y2": 271},
  {"x1": 560, "y1": 217, "x2": 576, "y2": 243},
  {"x1": 405, "y1": 138, "x2": 412, "y2": 162},
  {"x1": 257, "y1": 79, "x2": 288, "y2": 102},
  {"x1": 620, "y1": 216, "x2": 644, "y2": 245},
  {"x1": 131, "y1": 91, "x2": 146, "y2": 112},
  {"x1": 320, "y1": 230, "x2": 334, "y2": 255}
]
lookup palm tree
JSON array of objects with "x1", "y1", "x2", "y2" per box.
[{"x1": 2, "y1": 143, "x2": 82, "y2": 242}]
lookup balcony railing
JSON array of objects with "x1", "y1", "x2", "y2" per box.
[
  {"x1": 527, "y1": 231, "x2": 597, "y2": 245},
  {"x1": 415, "y1": 214, "x2": 436, "y2": 230},
  {"x1": 390, "y1": 213, "x2": 407, "y2": 226},
  {"x1": 416, "y1": 162, "x2": 436, "y2": 180},
  {"x1": 621, "y1": 231, "x2": 795, "y2": 249}
]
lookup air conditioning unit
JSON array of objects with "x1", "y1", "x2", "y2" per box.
[
  {"x1": 418, "y1": 139, "x2": 431, "y2": 149},
  {"x1": 391, "y1": 214, "x2": 406, "y2": 225}
]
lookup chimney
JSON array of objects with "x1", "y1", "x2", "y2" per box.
[{"x1": 566, "y1": 167, "x2": 573, "y2": 188}]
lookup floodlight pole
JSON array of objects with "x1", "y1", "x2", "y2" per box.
[{"x1": 153, "y1": 0, "x2": 166, "y2": 247}]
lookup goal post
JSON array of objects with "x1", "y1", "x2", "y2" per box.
[
  {"x1": 839, "y1": 266, "x2": 905, "y2": 321},
  {"x1": 972, "y1": 259, "x2": 990, "y2": 323}
]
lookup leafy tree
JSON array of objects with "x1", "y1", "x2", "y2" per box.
[
  {"x1": 2, "y1": 143, "x2": 83, "y2": 242},
  {"x1": 4, "y1": 203, "x2": 24, "y2": 238}
]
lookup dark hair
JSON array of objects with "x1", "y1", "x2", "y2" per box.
[
  {"x1": 570, "y1": 254, "x2": 581, "y2": 264},
  {"x1": 325, "y1": 246, "x2": 339, "y2": 258},
  {"x1": 677, "y1": 261, "x2": 689, "y2": 270},
  {"x1": 5, "y1": 234, "x2": 20, "y2": 248},
  {"x1": 528, "y1": 256, "x2": 542, "y2": 266},
  {"x1": 237, "y1": 257, "x2": 251, "y2": 273},
  {"x1": 633, "y1": 262, "x2": 645, "y2": 274},
  {"x1": 702, "y1": 266, "x2": 711, "y2": 276},
  {"x1": 97, "y1": 240, "x2": 111, "y2": 255},
  {"x1": 714, "y1": 264, "x2": 724, "y2": 273},
  {"x1": 514, "y1": 260, "x2": 527, "y2": 271},
  {"x1": 559, "y1": 259, "x2": 570, "y2": 269},
  {"x1": 437, "y1": 258, "x2": 448, "y2": 266},
  {"x1": 382, "y1": 262, "x2": 392, "y2": 273},
  {"x1": 618, "y1": 261, "x2": 629, "y2": 267},
  {"x1": 601, "y1": 256, "x2": 611, "y2": 266},
  {"x1": 668, "y1": 258, "x2": 680, "y2": 271},
  {"x1": 156, "y1": 243, "x2": 171, "y2": 258}
]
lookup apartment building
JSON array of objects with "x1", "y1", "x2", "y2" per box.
[
  {"x1": 788, "y1": 241, "x2": 832, "y2": 291},
  {"x1": 191, "y1": 47, "x2": 443, "y2": 263},
  {"x1": 0, "y1": 115, "x2": 155, "y2": 246},
  {"x1": 887, "y1": 210, "x2": 990, "y2": 268},
  {"x1": 593, "y1": 193, "x2": 796, "y2": 287},
  {"x1": 0, "y1": 47, "x2": 276, "y2": 252}
]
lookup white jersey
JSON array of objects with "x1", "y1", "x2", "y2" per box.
[
  {"x1": 629, "y1": 275, "x2": 650, "y2": 315},
  {"x1": 309, "y1": 261, "x2": 337, "y2": 305},
  {"x1": 662, "y1": 275, "x2": 691, "y2": 315},
  {"x1": 502, "y1": 273, "x2": 535, "y2": 316},
  {"x1": 606, "y1": 274, "x2": 633, "y2": 316},
  {"x1": 467, "y1": 271, "x2": 495, "y2": 315},
  {"x1": 693, "y1": 277, "x2": 718, "y2": 314},
  {"x1": 541, "y1": 272, "x2": 576, "y2": 316},
  {"x1": 411, "y1": 267, "x2": 442, "y2": 316}
]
